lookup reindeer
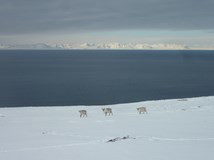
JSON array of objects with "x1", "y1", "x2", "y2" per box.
[
  {"x1": 137, "y1": 107, "x2": 148, "y2": 114},
  {"x1": 102, "y1": 108, "x2": 113, "y2": 116},
  {"x1": 79, "y1": 110, "x2": 87, "y2": 118}
]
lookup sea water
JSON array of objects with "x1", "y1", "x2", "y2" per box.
[{"x1": 0, "y1": 50, "x2": 214, "y2": 107}]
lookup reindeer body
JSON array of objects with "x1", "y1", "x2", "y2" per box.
[
  {"x1": 137, "y1": 107, "x2": 148, "y2": 114},
  {"x1": 79, "y1": 110, "x2": 87, "y2": 117},
  {"x1": 102, "y1": 108, "x2": 113, "y2": 116}
]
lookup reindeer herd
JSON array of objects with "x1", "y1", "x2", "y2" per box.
[{"x1": 79, "y1": 106, "x2": 147, "y2": 118}]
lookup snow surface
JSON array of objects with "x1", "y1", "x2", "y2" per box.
[{"x1": 0, "y1": 96, "x2": 214, "y2": 160}]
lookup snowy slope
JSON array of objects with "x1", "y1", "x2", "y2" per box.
[{"x1": 0, "y1": 96, "x2": 214, "y2": 160}]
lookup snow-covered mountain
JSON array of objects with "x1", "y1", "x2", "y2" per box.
[
  {"x1": 0, "y1": 42, "x2": 197, "y2": 50},
  {"x1": 79, "y1": 42, "x2": 190, "y2": 50},
  {"x1": 0, "y1": 43, "x2": 57, "y2": 49}
]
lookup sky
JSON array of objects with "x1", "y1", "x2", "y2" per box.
[{"x1": 0, "y1": 0, "x2": 214, "y2": 46}]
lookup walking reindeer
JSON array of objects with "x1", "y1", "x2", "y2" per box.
[
  {"x1": 136, "y1": 107, "x2": 148, "y2": 114},
  {"x1": 102, "y1": 108, "x2": 113, "y2": 116},
  {"x1": 79, "y1": 110, "x2": 87, "y2": 118}
]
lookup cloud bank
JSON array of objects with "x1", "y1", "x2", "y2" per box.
[{"x1": 0, "y1": 0, "x2": 214, "y2": 35}]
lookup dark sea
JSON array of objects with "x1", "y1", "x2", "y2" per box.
[{"x1": 0, "y1": 50, "x2": 214, "y2": 107}]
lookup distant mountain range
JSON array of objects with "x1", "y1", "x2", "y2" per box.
[{"x1": 0, "y1": 42, "x2": 213, "y2": 50}]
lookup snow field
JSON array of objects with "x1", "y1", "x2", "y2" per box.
[{"x1": 0, "y1": 96, "x2": 214, "y2": 160}]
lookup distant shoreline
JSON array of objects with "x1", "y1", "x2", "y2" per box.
[
  {"x1": 1, "y1": 49, "x2": 214, "y2": 51},
  {"x1": 1, "y1": 95, "x2": 214, "y2": 108}
]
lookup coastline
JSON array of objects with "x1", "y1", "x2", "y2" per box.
[{"x1": 0, "y1": 95, "x2": 213, "y2": 108}]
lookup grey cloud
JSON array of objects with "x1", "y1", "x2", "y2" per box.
[{"x1": 0, "y1": 0, "x2": 214, "y2": 35}]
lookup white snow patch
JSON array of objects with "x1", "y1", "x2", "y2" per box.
[{"x1": 0, "y1": 96, "x2": 214, "y2": 160}]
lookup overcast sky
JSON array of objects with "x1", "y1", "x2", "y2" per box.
[{"x1": 0, "y1": 0, "x2": 214, "y2": 45}]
